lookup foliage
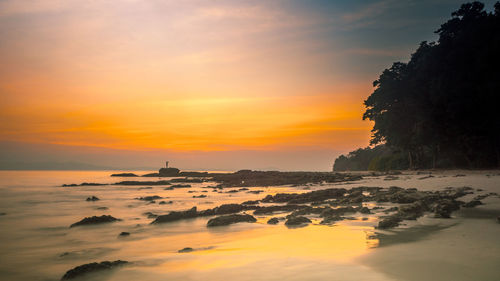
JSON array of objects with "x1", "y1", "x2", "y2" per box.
[{"x1": 362, "y1": 1, "x2": 500, "y2": 169}]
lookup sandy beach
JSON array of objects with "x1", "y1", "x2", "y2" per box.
[{"x1": 0, "y1": 170, "x2": 498, "y2": 281}]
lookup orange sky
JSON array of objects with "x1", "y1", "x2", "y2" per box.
[{"x1": 0, "y1": 0, "x2": 455, "y2": 170}]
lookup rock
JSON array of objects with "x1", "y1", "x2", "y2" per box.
[
  {"x1": 463, "y1": 200, "x2": 483, "y2": 208},
  {"x1": 116, "y1": 180, "x2": 171, "y2": 186},
  {"x1": 285, "y1": 216, "x2": 312, "y2": 226},
  {"x1": 137, "y1": 187, "x2": 153, "y2": 190},
  {"x1": 497, "y1": 216, "x2": 500, "y2": 223},
  {"x1": 86, "y1": 196, "x2": 99, "y2": 201},
  {"x1": 193, "y1": 195, "x2": 207, "y2": 198},
  {"x1": 0, "y1": 212, "x2": 6, "y2": 216},
  {"x1": 170, "y1": 184, "x2": 191, "y2": 188},
  {"x1": 111, "y1": 173, "x2": 138, "y2": 177},
  {"x1": 267, "y1": 217, "x2": 279, "y2": 224},
  {"x1": 207, "y1": 214, "x2": 257, "y2": 227},
  {"x1": 242, "y1": 200, "x2": 259, "y2": 205},
  {"x1": 383, "y1": 206, "x2": 399, "y2": 213},
  {"x1": 70, "y1": 215, "x2": 120, "y2": 228},
  {"x1": 208, "y1": 204, "x2": 243, "y2": 215},
  {"x1": 143, "y1": 212, "x2": 158, "y2": 219},
  {"x1": 247, "y1": 190, "x2": 264, "y2": 194},
  {"x1": 171, "y1": 178, "x2": 204, "y2": 183},
  {"x1": 158, "y1": 167, "x2": 180, "y2": 177},
  {"x1": 434, "y1": 199, "x2": 461, "y2": 218},
  {"x1": 151, "y1": 207, "x2": 198, "y2": 224},
  {"x1": 358, "y1": 207, "x2": 371, "y2": 214},
  {"x1": 60, "y1": 260, "x2": 128, "y2": 280},
  {"x1": 159, "y1": 200, "x2": 173, "y2": 205},
  {"x1": 136, "y1": 195, "x2": 162, "y2": 201},
  {"x1": 398, "y1": 201, "x2": 427, "y2": 220},
  {"x1": 96, "y1": 207, "x2": 108, "y2": 210},
  {"x1": 377, "y1": 215, "x2": 403, "y2": 229},
  {"x1": 261, "y1": 188, "x2": 346, "y2": 204},
  {"x1": 118, "y1": 232, "x2": 130, "y2": 236},
  {"x1": 178, "y1": 247, "x2": 194, "y2": 253},
  {"x1": 253, "y1": 204, "x2": 307, "y2": 215},
  {"x1": 62, "y1": 182, "x2": 106, "y2": 187},
  {"x1": 142, "y1": 172, "x2": 160, "y2": 177},
  {"x1": 320, "y1": 215, "x2": 343, "y2": 225}
]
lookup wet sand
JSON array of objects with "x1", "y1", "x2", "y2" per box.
[{"x1": 0, "y1": 170, "x2": 498, "y2": 281}]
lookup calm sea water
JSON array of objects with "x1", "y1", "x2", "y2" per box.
[{"x1": 0, "y1": 170, "x2": 499, "y2": 281}]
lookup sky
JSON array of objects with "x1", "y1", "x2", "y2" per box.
[{"x1": 1, "y1": 0, "x2": 497, "y2": 171}]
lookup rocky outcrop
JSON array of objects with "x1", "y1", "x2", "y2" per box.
[
  {"x1": 70, "y1": 215, "x2": 120, "y2": 228},
  {"x1": 178, "y1": 247, "x2": 194, "y2": 253},
  {"x1": 267, "y1": 217, "x2": 279, "y2": 224},
  {"x1": 86, "y1": 196, "x2": 99, "y2": 201},
  {"x1": 285, "y1": 216, "x2": 312, "y2": 226},
  {"x1": 207, "y1": 214, "x2": 257, "y2": 227},
  {"x1": 158, "y1": 167, "x2": 180, "y2": 177},
  {"x1": 151, "y1": 207, "x2": 198, "y2": 224},
  {"x1": 115, "y1": 180, "x2": 171, "y2": 186},
  {"x1": 60, "y1": 260, "x2": 128, "y2": 280},
  {"x1": 377, "y1": 215, "x2": 403, "y2": 229},
  {"x1": 111, "y1": 173, "x2": 138, "y2": 177},
  {"x1": 261, "y1": 188, "x2": 347, "y2": 204}
]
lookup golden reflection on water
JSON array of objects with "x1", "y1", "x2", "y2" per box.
[{"x1": 148, "y1": 223, "x2": 379, "y2": 273}]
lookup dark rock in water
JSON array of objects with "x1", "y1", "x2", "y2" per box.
[
  {"x1": 377, "y1": 215, "x2": 403, "y2": 229},
  {"x1": 267, "y1": 217, "x2": 279, "y2": 224},
  {"x1": 320, "y1": 215, "x2": 343, "y2": 225},
  {"x1": 151, "y1": 207, "x2": 198, "y2": 224},
  {"x1": 60, "y1": 260, "x2": 128, "y2": 280},
  {"x1": 86, "y1": 196, "x2": 99, "y2": 201},
  {"x1": 170, "y1": 184, "x2": 191, "y2": 188},
  {"x1": 159, "y1": 200, "x2": 173, "y2": 205},
  {"x1": 116, "y1": 180, "x2": 171, "y2": 186},
  {"x1": 383, "y1": 207, "x2": 399, "y2": 213},
  {"x1": 136, "y1": 195, "x2": 162, "y2": 201},
  {"x1": 96, "y1": 207, "x2": 108, "y2": 210},
  {"x1": 398, "y1": 201, "x2": 427, "y2": 220},
  {"x1": 137, "y1": 187, "x2": 153, "y2": 190},
  {"x1": 211, "y1": 170, "x2": 361, "y2": 187},
  {"x1": 207, "y1": 214, "x2": 257, "y2": 227},
  {"x1": 119, "y1": 232, "x2": 130, "y2": 236},
  {"x1": 158, "y1": 167, "x2": 180, "y2": 177},
  {"x1": 178, "y1": 171, "x2": 210, "y2": 177},
  {"x1": 261, "y1": 188, "x2": 346, "y2": 204},
  {"x1": 143, "y1": 212, "x2": 158, "y2": 219},
  {"x1": 247, "y1": 190, "x2": 264, "y2": 194},
  {"x1": 454, "y1": 174, "x2": 466, "y2": 177},
  {"x1": 239, "y1": 188, "x2": 249, "y2": 191},
  {"x1": 497, "y1": 216, "x2": 500, "y2": 223},
  {"x1": 285, "y1": 216, "x2": 312, "y2": 226},
  {"x1": 178, "y1": 247, "x2": 194, "y2": 253},
  {"x1": 434, "y1": 199, "x2": 460, "y2": 218},
  {"x1": 171, "y1": 178, "x2": 204, "y2": 183},
  {"x1": 70, "y1": 215, "x2": 120, "y2": 228},
  {"x1": 0, "y1": 212, "x2": 6, "y2": 216},
  {"x1": 226, "y1": 189, "x2": 240, "y2": 193},
  {"x1": 463, "y1": 200, "x2": 483, "y2": 208},
  {"x1": 142, "y1": 173, "x2": 160, "y2": 177},
  {"x1": 111, "y1": 173, "x2": 138, "y2": 177},
  {"x1": 358, "y1": 207, "x2": 371, "y2": 214},
  {"x1": 253, "y1": 204, "x2": 307, "y2": 215},
  {"x1": 242, "y1": 200, "x2": 259, "y2": 205},
  {"x1": 212, "y1": 204, "x2": 245, "y2": 215},
  {"x1": 193, "y1": 195, "x2": 207, "y2": 198},
  {"x1": 62, "y1": 182, "x2": 106, "y2": 187}
]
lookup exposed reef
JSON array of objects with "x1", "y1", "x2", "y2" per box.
[
  {"x1": 70, "y1": 215, "x2": 120, "y2": 228},
  {"x1": 60, "y1": 260, "x2": 128, "y2": 280}
]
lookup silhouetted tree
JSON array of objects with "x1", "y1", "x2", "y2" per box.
[{"x1": 362, "y1": 1, "x2": 500, "y2": 169}]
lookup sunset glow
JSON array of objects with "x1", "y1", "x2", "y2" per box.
[{"x1": 0, "y1": 0, "x2": 472, "y2": 170}]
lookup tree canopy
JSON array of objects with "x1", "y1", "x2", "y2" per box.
[{"x1": 360, "y1": 1, "x2": 500, "y2": 169}]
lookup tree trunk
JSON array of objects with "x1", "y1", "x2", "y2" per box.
[{"x1": 408, "y1": 151, "x2": 413, "y2": 170}]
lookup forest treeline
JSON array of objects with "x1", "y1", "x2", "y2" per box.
[{"x1": 334, "y1": 2, "x2": 500, "y2": 171}]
